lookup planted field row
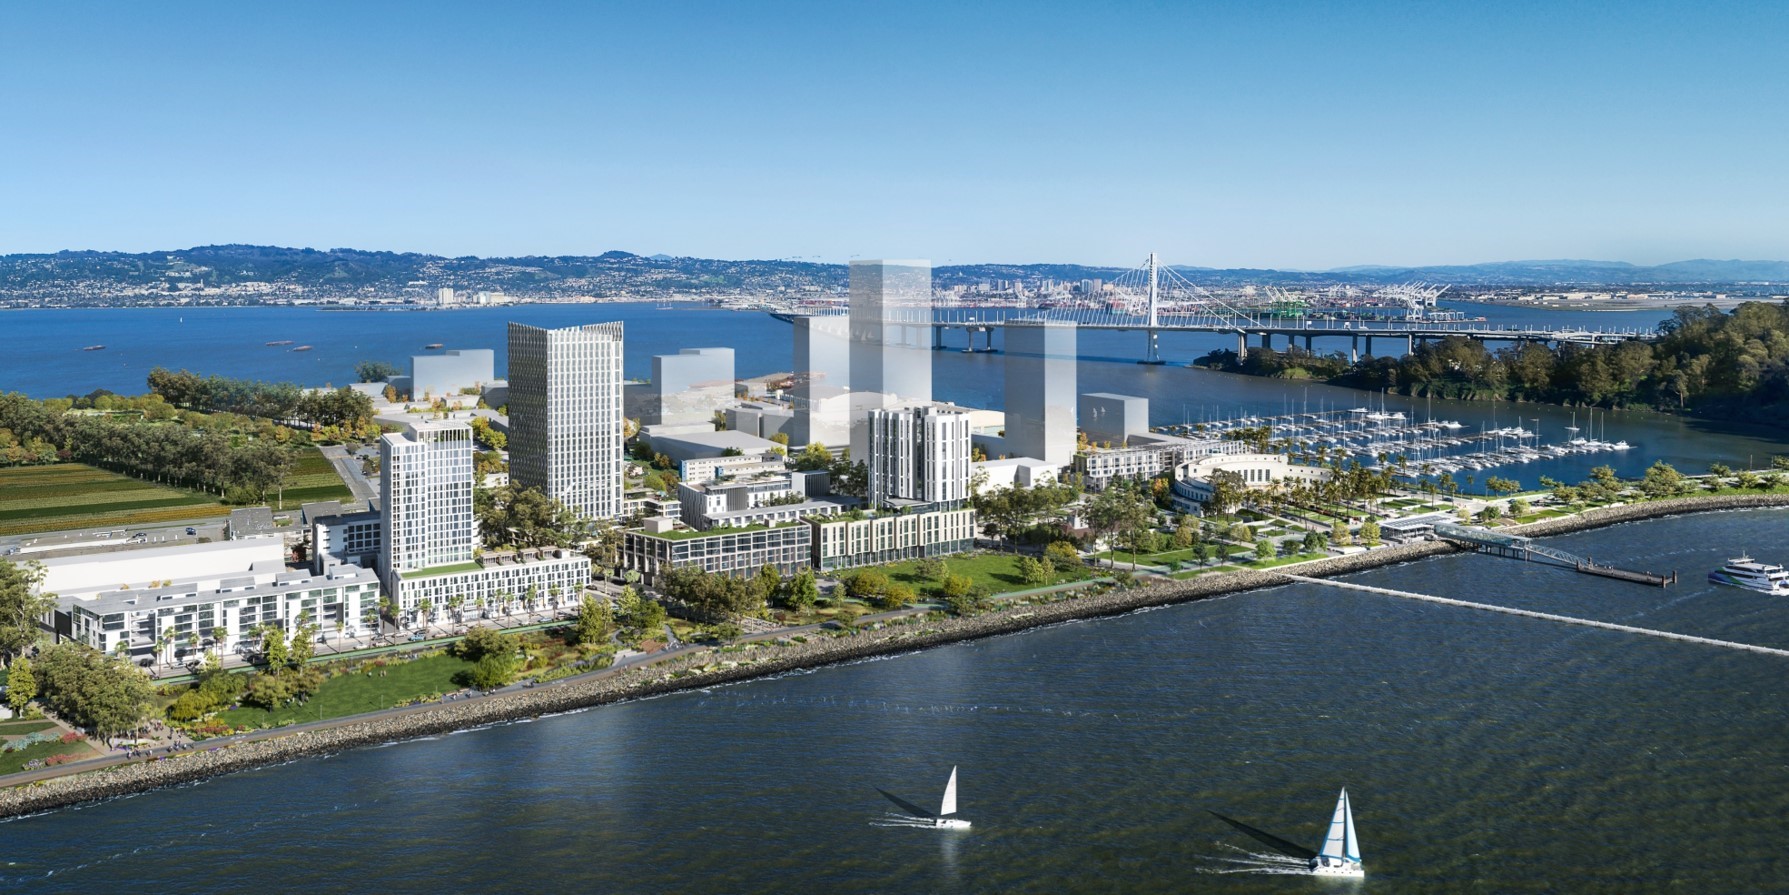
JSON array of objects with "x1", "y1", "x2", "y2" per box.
[
  {"x1": 0, "y1": 486, "x2": 209, "y2": 514},
  {"x1": 0, "y1": 494, "x2": 214, "y2": 523},
  {"x1": 0, "y1": 478, "x2": 155, "y2": 502},
  {"x1": 0, "y1": 466, "x2": 118, "y2": 484},
  {"x1": 0, "y1": 503, "x2": 231, "y2": 537}
]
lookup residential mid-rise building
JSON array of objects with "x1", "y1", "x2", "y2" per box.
[
  {"x1": 675, "y1": 470, "x2": 840, "y2": 531},
  {"x1": 650, "y1": 347, "x2": 735, "y2": 426},
  {"x1": 40, "y1": 539, "x2": 381, "y2": 661},
  {"x1": 621, "y1": 504, "x2": 974, "y2": 581},
  {"x1": 507, "y1": 321, "x2": 625, "y2": 521},
  {"x1": 622, "y1": 520, "x2": 815, "y2": 581},
  {"x1": 1075, "y1": 435, "x2": 1246, "y2": 489},
  {"x1": 379, "y1": 420, "x2": 589, "y2": 617},
  {"x1": 811, "y1": 506, "x2": 977, "y2": 572},
  {"x1": 1003, "y1": 320, "x2": 1078, "y2": 465},
  {"x1": 864, "y1": 404, "x2": 971, "y2": 508},
  {"x1": 309, "y1": 507, "x2": 382, "y2": 575}
]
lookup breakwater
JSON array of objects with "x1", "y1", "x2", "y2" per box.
[{"x1": 4, "y1": 493, "x2": 1786, "y2": 820}]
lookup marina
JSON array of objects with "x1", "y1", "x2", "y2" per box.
[{"x1": 1160, "y1": 405, "x2": 1632, "y2": 479}]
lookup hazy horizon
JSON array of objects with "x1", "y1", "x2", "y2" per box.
[{"x1": 4, "y1": 2, "x2": 1785, "y2": 268}]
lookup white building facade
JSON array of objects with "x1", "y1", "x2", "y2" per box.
[
  {"x1": 865, "y1": 404, "x2": 971, "y2": 508},
  {"x1": 507, "y1": 320, "x2": 625, "y2": 521},
  {"x1": 381, "y1": 420, "x2": 477, "y2": 579}
]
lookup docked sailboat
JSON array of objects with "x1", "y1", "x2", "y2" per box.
[
  {"x1": 878, "y1": 765, "x2": 971, "y2": 829},
  {"x1": 1310, "y1": 788, "x2": 1364, "y2": 877}
]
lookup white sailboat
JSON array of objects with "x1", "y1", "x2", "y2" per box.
[
  {"x1": 1310, "y1": 788, "x2": 1365, "y2": 877},
  {"x1": 878, "y1": 765, "x2": 971, "y2": 829}
]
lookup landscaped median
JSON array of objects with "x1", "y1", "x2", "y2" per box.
[{"x1": 4, "y1": 492, "x2": 1787, "y2": 819}]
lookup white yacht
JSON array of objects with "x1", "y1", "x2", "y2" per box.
[
  {"x1": 878, "y1": 765, "x2": 971, "y2": 829},
  {"x1": 1310, "y1": 788, "x2": 1365, "y2": 878},
  {"x1": 1709, "y1": 556, "x2": 1789, "y2": 595}
]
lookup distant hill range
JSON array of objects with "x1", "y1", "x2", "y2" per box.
[{"x1": 2, "y1": 244, "x2": 1786, "y2": 306}]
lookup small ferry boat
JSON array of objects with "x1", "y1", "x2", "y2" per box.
[
  {"x1": 266, "y1": 340, "x2": 294, "y2": 346},
  {"x1": 291, "y1": 345, "x2": 314, "y2": 352},
  {"x1": 424, "y1": 343, "x2": 444, "y2": 349},
  {"x1": 82, "y1": 344, "x2": 105, "y2": 351},
  {"x1": 1708, "y1": 556, "x2": 1789, "y2": 595}
]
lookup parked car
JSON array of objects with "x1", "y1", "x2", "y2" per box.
[
  {"x1": 185, "y1": 527, "x2": 197, "y2": 535},
  {"x1": 408, "y1": 631, "x2": 427, "y2": 642}
]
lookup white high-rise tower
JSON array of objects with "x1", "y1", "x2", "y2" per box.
[
  {"x1": 380, "y1": 420, "x2": 476, "y2": 582},
  {"x1": 507, "y1": 321, "x2": 625, "y2": 521}
]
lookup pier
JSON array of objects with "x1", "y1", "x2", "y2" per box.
[
  {"x1": 1432, "y1": 523, "x2": 1677, "y2": 587},
  {"x1": 1275, "y1": 573, "x2": 1789, "y2": 658}
]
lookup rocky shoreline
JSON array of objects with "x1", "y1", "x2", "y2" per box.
[{"x1": 3, "y1": 493, "x2": 1785, "y2": 820}]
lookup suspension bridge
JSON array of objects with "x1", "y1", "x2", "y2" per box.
[
  {"x1": 773, "y1": 253, "x2": 1659, "y2": 365},
  {"x1": 1275, "y1": 572, "x2": 1789, "y2": 658}
]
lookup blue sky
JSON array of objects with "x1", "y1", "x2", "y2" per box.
[{"x1": 2, "y1": 1, "x2": 1784, "y2": 267}]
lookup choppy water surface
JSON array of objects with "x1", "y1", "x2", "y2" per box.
[{"x1": 6, "y1": 510, "x2": 1788, "y2": 893}]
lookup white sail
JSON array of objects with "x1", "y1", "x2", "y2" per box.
[
  {"x1": 1342, "y1": 789, "x2": 1360, "y2": 862},
  {"x1": 1319, "y1": 788, "x2": 1352, "y2": 861},
  {"x1": 940, "y1": 766, "x2": 959, "y2": 817}
]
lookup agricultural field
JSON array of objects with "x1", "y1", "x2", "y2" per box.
[
  {"x1": 0, "y1": 449, "x2": 350, "y2": 536},
  {"x1": 0, "y1": 464, "x2": 228, "y2": 536},
  {"x1": 278, "y1": 448, "x2": 355, "y2": 506}
]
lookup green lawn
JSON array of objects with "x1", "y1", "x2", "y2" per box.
[
  {"x1": 0, "y1": 720, "x2": 57, "y2": 735},
  {"x1": 402, "y1": 561, "x2": 485, "y2": 579},
  {"x1": 1098, "y1": 546, "x2": 1207, "y2": 566},
  {"x1": 880, "y1": 552, "x2": 1091, "y2": 597},
  {"x1": 217, "y1": 653, "x2": 476, "y2": 728},
  {"x1": 0, "y1": 738, "x2": 94, "y2": 775},
  {"x1": 0, "y1": 464, "x2": 229, "y2": 535}
]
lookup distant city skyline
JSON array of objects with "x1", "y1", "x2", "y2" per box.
[{"x1": 4, "y1": 2, "x2": 1785, "y2": 268}]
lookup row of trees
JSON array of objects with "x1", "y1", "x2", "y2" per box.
[
  {"x1": 1208, "y1": 301, "x2": 1789, "y2": 420},
  {"x1": 0, "y1": 390, "x2": 328, "y2": 503},
  {"x1": 148, "y1": 368, "x2": 375, "y2": 430}
]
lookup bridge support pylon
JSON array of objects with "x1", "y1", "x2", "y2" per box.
[{"x1": 1139, "y1": 328, "x2": 1165, "y2": 365}]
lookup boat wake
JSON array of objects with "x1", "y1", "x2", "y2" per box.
[
  {"x1": 870, "y1": 813, "x2": 953, "y2": 829},
  {"x1": 1194, "y1": 842, "x2": 1311, "y2": 875}
]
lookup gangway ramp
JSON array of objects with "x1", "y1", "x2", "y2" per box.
[
  {"x1": 1433, "y1": 523, "x2": 1677, "y2": 587},
  {"x1": 1275, "y1": 573, "x2": 1789, "y2": 658}
]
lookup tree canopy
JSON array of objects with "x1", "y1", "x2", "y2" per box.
[{"x1": 0, "y1": 557, "x2": 54, "y2": 665}]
